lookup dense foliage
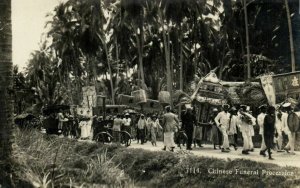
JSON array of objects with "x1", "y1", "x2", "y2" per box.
[{"x1": 21, "y1": 0, "x2": 300, "y2": 109}]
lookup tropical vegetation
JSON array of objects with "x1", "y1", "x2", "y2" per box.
[{"x1": 17, "y1": 0, "x2": 299, "y2": 110}]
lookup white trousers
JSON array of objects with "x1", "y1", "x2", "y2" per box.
[
  {"x1": 277, "y1": 131, "x2": 283, "y2": 150},
  {"x1": 242, "y1": 131, "x2": 251, "y2": 151},
  {"x1": 260, "y1": 134, "x2": 267, "y2": 151},
  {"x1": 249, "y1": 135, "x2": 254, "y2": 149},
  {"x1": 219, "y1": 126, "x2": 229, "y2": 149},
  {"x1": 285, "y1": 132, "x2": 295, "y2": 152}
]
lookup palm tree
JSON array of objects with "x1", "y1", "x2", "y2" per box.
[
  {"x1": 26, "y1": 49, "x2": 71, "y2": 107},
  {"x1": 48, "y1": 0, "x2": 118, "y2": 104},
  {"x1": 243, "y1": 0, "x2": 251, "y2": 79},
  {"x1": 284, "y1": 0, "x2": 296, "y2": 72},
  {"x1": 47, "y1": 2, "x2": 84, "y2": 104},
  {"x1": 0, "y1": 0, "x2": 14, "y2": 186},
  {"x1": 122, "y1": 0, "x2": 147, "y2": 88},
  {"x1": 159, "y1": 11, "x2": 173, "y2": 107}
]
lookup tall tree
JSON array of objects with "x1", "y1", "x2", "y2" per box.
[
  {"x1": 284, "y1": 0, "x2": 296, "y2": 72},
  {"x1": 243, "y1": 0, "x2": 251, "y2": 79},
  {"x1": 122, "y1": 0, "x2": 147, "y2": 88},
  {"x1": 0, "y1": 0, "x2": 14, "y2": 186}
]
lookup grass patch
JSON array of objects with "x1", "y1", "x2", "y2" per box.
[
  {"x1": 111, "y1": 150, "x2": 300, "y2": 188},
  {"x1": 13, "y1": 129, "x2": 133, "y2": 187},
  {"x1": 12, "y1": 129, "x2": 300, "y2": 188}
]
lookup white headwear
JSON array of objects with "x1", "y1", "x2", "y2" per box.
[{"x1": 282, "y1": 103, "x2": 291, "y2": 108}]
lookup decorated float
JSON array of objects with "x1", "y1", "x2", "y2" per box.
[{"x1": 190, "y1": 71, "x2": 267, "y2": 145}]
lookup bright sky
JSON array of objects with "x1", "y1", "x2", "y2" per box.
[{"x1": 12, "y1": 0, "x2": 64, "y2": 71}]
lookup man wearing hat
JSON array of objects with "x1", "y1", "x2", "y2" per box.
[
  {"x1": 148, "y1": 114, "x2": 162, "y2": 146},
  {"x1": 274, "y1": 106, "x2": 284, "y2": 152},
  {"x1": 181, "y1": 107, "x2": 197, "y2": 150},
  {"x1": 137, "y1": 114, "x2": 147, "y2": 144},
  {"x1": 123, "y1": 113, "x2": 132, "y2": 135},
  {"x1": 214, "y1": 104, "x2": 231, "y2": 152},
  {"x1": 112, "y1": 114, "x2": 123, "y2": 143},
  {"x1": 209, "y1": 108, "x2": 222, "y2": 149},
  {"x1": 238, "y1": 105, "x2": 256, "y2": 154},
  {"x1": 228, "y1": 107, "x2": 238, "y2": 150},
  {"x1": 257, "y1": 104, "x2": 267, "y2": 155},
  {"x1": 247, "y1": 106, "x2": 255, "y2": 151},
  {"x1": 261, "y1": 105, "x2": 276, "y2": 160},
  {"x1": 281, "y1": 102, "x2": 295, "y2": 154}
]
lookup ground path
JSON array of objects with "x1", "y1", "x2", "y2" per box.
[{"x1": 128, "y1": 141, "x2": 300, "y2": 168}]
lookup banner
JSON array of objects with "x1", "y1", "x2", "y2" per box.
[
  {"x1": 82, "y1": 86, "x2": 97, "y2": 108},
  {"x1": 260, "y1": 75, "x2": 276, "y2": 106},
  {"x1": 77, "y1": 107, "x2": 93, "y2": 117},
  {"x1": 272, "y1": 72, "x2": 300, "y2": 96},
  {"x1": 195, "y1": 95, "x2": 227, "y2": 105}
]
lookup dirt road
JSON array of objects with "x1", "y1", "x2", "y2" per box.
[{"x1": 129, "y1": 141, "x2": 300, "y2": 168}]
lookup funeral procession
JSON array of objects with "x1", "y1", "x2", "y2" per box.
[{"x1": 1, "y1": 0, "x2": 300, "y2": 187}]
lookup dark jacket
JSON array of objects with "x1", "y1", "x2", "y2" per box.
[
  {"x1": 182, "y1": 112, "x2": 196, "y2": 131},
  {"x1": 263, "y1": 114, "x2": 275, "y2": 136}
]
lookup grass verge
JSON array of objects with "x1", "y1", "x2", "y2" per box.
[{"x1": 12, "y1": 129, "x2": 300, "y2": 188}]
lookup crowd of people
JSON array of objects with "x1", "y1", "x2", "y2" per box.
[
  {"x1": 179, "y1": 102, "x2": 297, "y2": 160},
  {"x1": 42, "y1": 101, "x2": 297, "y2": 160}
]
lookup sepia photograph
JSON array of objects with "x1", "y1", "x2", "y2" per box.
[{"x1": 1, "y1": 0, "x2": 300, "y2": 187}]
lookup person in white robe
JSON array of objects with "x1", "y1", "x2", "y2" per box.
[
  {"x1": 238, "y1": 105, "x2": 256, "y2": 155},
  {"x1": 257, "y1": 105, "x2": 267, "y2": 155}
]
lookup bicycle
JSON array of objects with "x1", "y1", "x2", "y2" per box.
[
  {"x1": 94, "y1": 126, "x2": 113, "y2": 144},
  {"x1": 94, "y1": 126, "x2": 131, "y2": 147},
  {"x1": 120, "y1": 130, "x2": 132, "y2": 147}
]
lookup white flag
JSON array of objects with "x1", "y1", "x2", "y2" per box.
[{"x1": 260, "y1": 75, "x2": 276, "y2": 106}]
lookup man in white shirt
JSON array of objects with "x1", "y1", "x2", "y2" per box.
[
  {"x1": 247, "y1": 106, "x2": 255, "y2": 152},
  {"x1": 123, "y1": 113, "x2": 132, "y2": 134},
  {"x1": 228, "y1": 107, "x2": 238, "y2": 150},
  {"x1": 113, "y1": 114, "x2": 123, "y2": 143},
  {"x1": 257, "y1": 104, "x2": 267, "y2": 155},
  {"x1": 282, "y1": 103, "x2": 296, "y2": 154},
  {"x1": 215, "y1": 104, "x2": 231, "y2": 152},
  {"x1": 137, "y1": 114, "x2": 147, "y2": 144},
  {"x1": 238, "y1": 105, "x2": 256, "y2": 155},
  {"x1": 275, "y1": 109, "x2": 284, "y2": 152}
]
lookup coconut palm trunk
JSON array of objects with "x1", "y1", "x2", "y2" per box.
[
  {"x1": 162, "y1": 29, "x2": 173, "y2": 108},
  {"x1": 103, "y1": 42, "x2": 115, "y2": 104},
  {"x1": 0, "y1": 0, "x2": 14, "y2": 186},
  {"x1": 135, "y1": 26, "x2": 146, "y2": 88},
  {"x1": 243, "y1": 0, "x2": 251, "y2": 79},
  {"x1": 284, "y1": 0, "x2": 296, "y2": 72},
  {"x1": 114, "y1": 37, "x2": 119, "y2": 90},
  {"x1": 179, "y1": 33, "x2": 183, "y2": 117}
]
